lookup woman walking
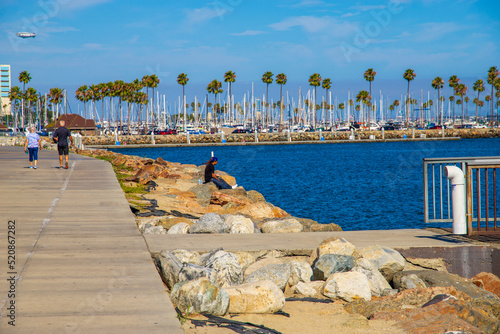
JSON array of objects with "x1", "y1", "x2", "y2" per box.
[{"x1": 24, "y1": 126, "x2": 41, "y2": 169}]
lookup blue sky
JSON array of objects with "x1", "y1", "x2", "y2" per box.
[{"x1": 1, "y1": 0, "x2": 499, "y2": 108}]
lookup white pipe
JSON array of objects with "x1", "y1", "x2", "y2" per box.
[{"x1": 444, "y1": 166, "x2": 466, "y2": 234}]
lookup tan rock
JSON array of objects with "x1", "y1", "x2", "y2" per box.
[
  {"x1": 157, "y1": 217, "x2": 194, "y2": 230},
  {"x1": 225, "y1": 280, "x2": 285, "y2": 314},
  {"x1": 210, "y1": 191, "x2": 250, "y2": 206},
  {"x1": 472, "y1": 272, "x2": 500, "y2": 297}
]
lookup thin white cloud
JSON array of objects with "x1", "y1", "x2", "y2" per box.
[
  {"x1": 269, "y1": 16, "x2": 357, "y2": 36},
  {"x1": 58, "y1": 0, "x2": 114, "y2": 11},
  {"x1": 185, "y1": 7, "x2": 229, "y2": 25},
  {"x1": 291, "y1": 0, "x2": 329, "y2": 7},
  {"x1": 351, "y1": 5, "x2": 387, "y2": 11},
  {"x1": 231, "y1": 30, "x2": 265, "y2": 36},
  {"x1": 341, "y1": 12, "x2": 360, "y2": 18}
]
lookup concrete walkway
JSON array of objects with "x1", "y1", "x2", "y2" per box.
[{"x1": 0, "y1": 146, "x2": 182, "y2": 333}]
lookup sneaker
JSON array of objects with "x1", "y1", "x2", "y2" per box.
[
  {"x1": 232, "y1": 184, "x2": 238, "y2": 189},
  {"x1": 34, "y1": 166, "x2": 37, "y2": 169},
  {"x1": 65, "y1": 162, "x2": 69, "y2": 169},
  {"x1": 29, "y1": 166, "x2": 33, "y2": 169}
]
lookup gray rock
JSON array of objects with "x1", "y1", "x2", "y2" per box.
[
  {"x1": 293, "y1": 281, "x2": 325, "y2": 297},
  {"x1": 225, "y1": 280, "x2": 285, "y2": 314},
  {"x1": 200, "y1": 248, "x2": 224, "y2": 266},
  {"x1": 288, "y1": 261, "x2": 313, "y2": 286},
  {"x1": 312, "y1": 254, "x2": 356, "y2": 281},
  {"x1": 323, "y1": 271, "x2": 372, "y2": 302},
  {"x1": 178, "y1": 263, "x2": 218, "y2": 285},
  {"x1": 170, "y1": 249, "x2": 202, "y2": 266},
  {"x1": 393, "y1": 270, "x2": 500, "y2": 300},
  {"x1": 155, "y1": 251, "x2": 183, "y2": 290},
  {"x1": 167, "y1": 222, "x2": 190, "y2": 234},
  {"x1": 359, "y1": 245, "x2": 406, "y2": 281},
  {"x1": 189, "y1": 213, "x2": 229, "y2": 234},
  {"x1": 224, "y1": 215, "x2": 255, "y2": 234},
  {"x1": 261, "y1": 218, "x2": 303, "y2": 233},
  {"x1": 189, "y1": 182, "x2": 218, "y2": 207},
  {"x1": 397, "y1": 273, "x2": 427, "y2": 290},
  {"x1": 244, "y1": 263, "x2": 291, "y2": 290},
  {"x1": 352, "y1": 258, "x2": 392, "y2": 297},
  {"x1": 170, "y1": 277, "x2": 229, "y2": 316},
  {"x1": 142, "y1": 224, "x2": 166, "y2": 234},
  {"x1": 205, "y1": 250, "x2": 244, "y2": 287}
]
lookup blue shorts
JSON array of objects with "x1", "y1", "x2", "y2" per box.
[{"x1": 28, "y1": 147, "x2": 38, "y2": 162}]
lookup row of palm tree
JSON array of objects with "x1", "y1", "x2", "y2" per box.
[{"x1": 7, "y1": 67, "x2": 500, "y2": 132}]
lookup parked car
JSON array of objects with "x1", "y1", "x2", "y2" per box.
[{"x1": 232, "y1": 128, "x2": 249, "y2": 133}]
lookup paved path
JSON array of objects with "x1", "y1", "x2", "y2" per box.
[{"x1": 0, "y1": 146, "x2": 182, "y2": 333}]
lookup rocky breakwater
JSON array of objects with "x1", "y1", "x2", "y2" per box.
[
  {"x1": 155, "y1": 237, "x2": 500, "y2": 333},
  {"x1": 78, "y1": 149, "x2": 342, "y2": 233},
  {"x1": 80, "y1": 128, "x2": 500, "y2": 146}
]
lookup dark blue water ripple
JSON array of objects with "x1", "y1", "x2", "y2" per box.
[{"x1": 109, "y1": 138, "x2": 500, "y2": 231}]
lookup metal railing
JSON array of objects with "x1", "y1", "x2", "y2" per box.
[{"x1": 423, "y1": 156, "x2": 500, "y2": 235}]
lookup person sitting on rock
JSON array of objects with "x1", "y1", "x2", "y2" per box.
[{"x1": 204, "y1": 157, "x2": 237, "y2": 189}]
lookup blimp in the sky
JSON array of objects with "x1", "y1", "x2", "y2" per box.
[{"x1": 16, "y1": 32, "x2": 36, "y2": 38}]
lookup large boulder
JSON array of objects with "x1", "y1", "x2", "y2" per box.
[
  {"x1": 244, "y1": 263, "x2": 292, "y2": 290},
  {"x1": 170, "y1": 249, "x2": 202, "y2": 266},
  {"x1": 312, "y1": 254, "x2": 356, "y2": 281},
  {"x1": 293, "y1": 281, "x2": 325, "y2": 297},
  {"x1": 317, "y1": 237, "x2": 361, "y2": 258},
  {"x1": 189, "y1": 213, "x2": 229, "y2": 234},
  {"x1": 288, "y1": 260, "x2": 313, "y2": 286},
  {"x1": 323, "y1": 271, "x2": 372, "y2": 302},
  {"x1": 177, "y1": 263, "x2": 218, "y2": 285},
  {"x1": 167, "y1": 222, "x2": 190, "y2": 234},
  {"x1": 392, "y1": 270, "x2": 499, "y2": 300},
  {"x1": 359, "y1": 245, "x2": 406, "y2": 281},
  {"x1": 225, "y1": 280, "x2": 285, "y2": 314},
  {"x1": 155, "y1": 251, "x2": 183, "y2": 290},
  {"x1": 352, "y1": 258, "x2": 392, "y2": 297},
  {"x1": 205, "y1": 250, "x2": 244, "y2": 287},
  {"x1": 233, "y1": 251, "x2": 256, "y2": 272},
  {"x1": 261, "y1": 218, "x2": 303, "y2": 233},
  {"x1": 170, "y1": 277, "x2": 229, "y2": 316},
  {"x1": 472, "y1": 272, "x2": 500, "y2": 298},
  {"x1": 229, "y1": 201, "x2": 288, "y2": 220},
  {"x1": 189, "y1": 183, "x2": 218, "y2": 207},
  {"x1": 396, "y1": 273, "x2": 427, "y2": 291},
  {"x1": 224, "y1": 215, "x2": 255, "y2": 234}
]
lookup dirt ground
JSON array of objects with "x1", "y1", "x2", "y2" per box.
[{"x1": 181, "y1": 300, "x2": 405, "y2": 334}]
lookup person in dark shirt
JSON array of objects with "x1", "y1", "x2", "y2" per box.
[
  {"x1": 52, "y1": 120, "x2": 74, "y2": 169},
  {"x1": 204, "y1": 157, "x2": 237, "y2": 189}
]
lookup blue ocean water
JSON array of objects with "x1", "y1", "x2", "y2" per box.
[{"x1": 110, "y1": 138, "x2": 500, "y2": 231}]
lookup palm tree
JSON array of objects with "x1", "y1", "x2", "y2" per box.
[
  {"x1": 8, "y1": 86, "x2": 21, "y2": 129},
  {"x1": 177, "y1": 73, "x2": 189, "y2": 132},
  {"x1": 105, "y1": 82, "x2": 114, "y2": 133},
  {"x1": 432, "y1": 77, "x2": 444, "y2": 125},
  {"x1": 75, "y1": 85, "x2": 91, "y2": 133},
  {"x1": 487, "y1": 66, "x2": 499, "y2": 126},
  {"x1": 261, "y1": 71, "x2": 273, "y2": 128},
  {"x1": 472, "y1": 79, "x2": 485, "y2": 123},
  {"x1": 356, "y1": 90, "x2": 370, "y2": 129},
  {"x1": 18, "y1": 71, "x2": 31, "y2": 128},
  {"x1": 455, "y1": 83, "x2": 467, "y2": 125},
  {"x1": 276, "y1": 73, "x2": 287, "y2": 129},
  {"x1": 224, "y1": 71, "x2": 236, "y2": 126},
  {"x1": 308, "y1": 73, "x2": 322, "y2": 129},
  {"x1": 403, "y1": 69, "x2": 416, "y2": 126},
  {"x1": 364, "y1": 68, "x2": 376, "y2": 126},
  {"x1": 207, "y1": 80, "x2": 223, "y2": 132},
  {"x1": 448, "y1": 75, "x2": 460, "y2": 126},
  {"x1": 49, "y1": 87, "x2": 64, "y2": 120},
  {"x1": 24, "y1": 87, "x2": 37, "y2": 126},
  {"x1": 322, "y1": 78, "x2": 331, "y2": 126}
]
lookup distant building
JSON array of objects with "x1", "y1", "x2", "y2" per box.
[
  {"x1": 45, "y1": 114, "x2": 96, "y2": 134},
  {"x1": 0, "y1": 65, "x2": 11, "y2": 116}
]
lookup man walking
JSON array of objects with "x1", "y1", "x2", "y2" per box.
[{"x1": 53, "y1": 120, "x2": 74, "y2": 169}]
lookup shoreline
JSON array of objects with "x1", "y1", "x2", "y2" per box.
[{"x1": 90, "y1": 137, "x2": 461, "y2": 149}]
